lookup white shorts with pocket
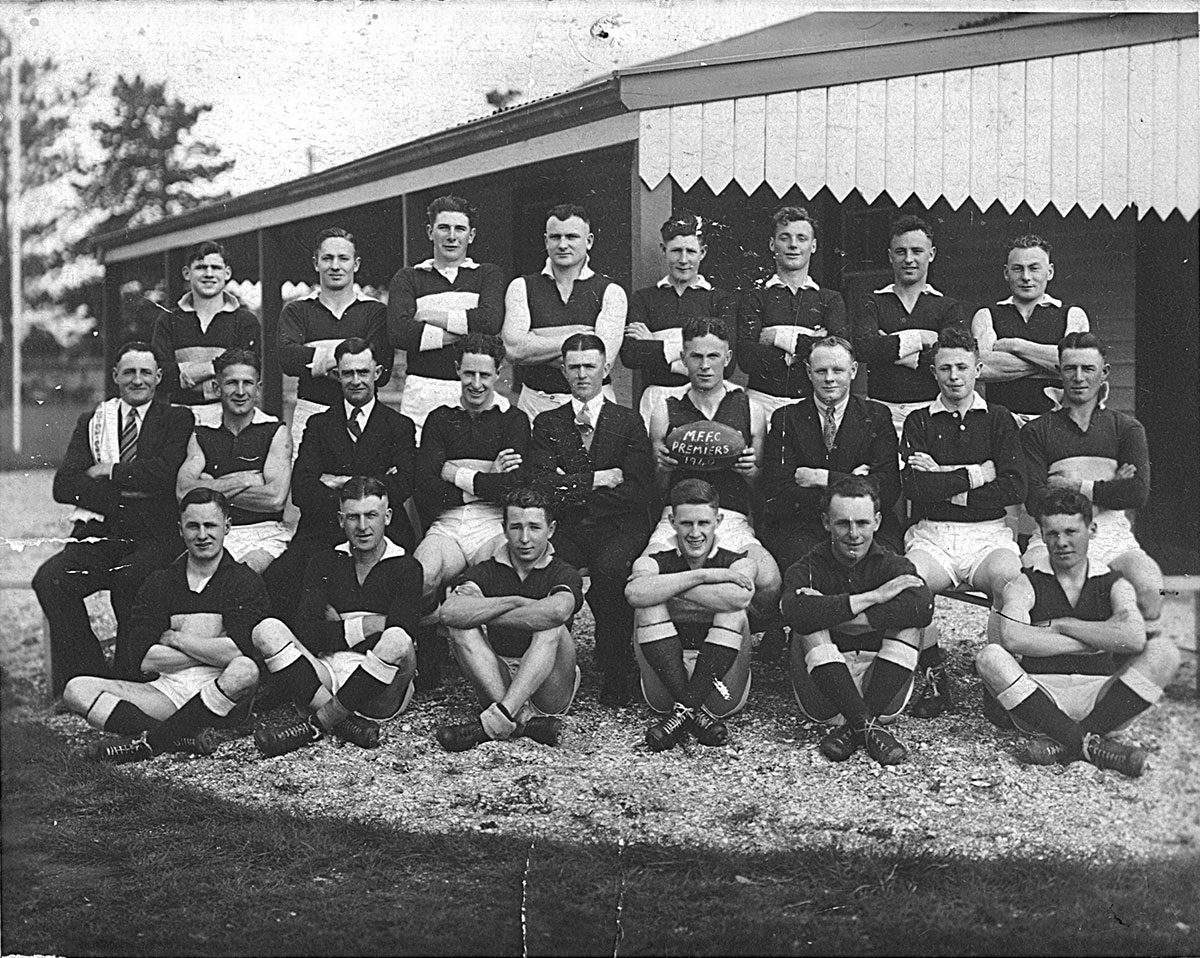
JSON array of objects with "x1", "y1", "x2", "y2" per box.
[
  {"x1": 518, "y1": 383, "x2": 616, "y2": 424},
  {"x1": 399, "y1": 374, "x2": 466, "y2": 442},
  {"x1": 422, "y1": 503, "x2": 505, "y2": 563},
  {"x1": 290, "y1": 398, "x2": 330, "y2": 462},
  {"x1": 149, "y1": 663, "x2": 224, "y2": 710},
  {"x1": 1023, "y1": 509, "x2": 1141, "y2": 567},
  {"x1": 746, "y1": 388, "x2": 800, "y2": 423},
  {"x1": 905, "y1": 517, "x2": 1017, "y2": 590},
  {"x1": 225, "y1": 521, "x2": 293, "y2": 562}
]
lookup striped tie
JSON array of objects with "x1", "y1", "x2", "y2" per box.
[
  {"x1": 119, "y1": 408, "x2": 138, "y2": 463},
  {"x1": 576, "y1": 405, "x2": 594, "y2": 452},
  {"x1": 347, "y1": 408, "x2": 363, "y2": 441},
  {"x1": 822, "y1": 404, "x2": 837, "y2": 452}
]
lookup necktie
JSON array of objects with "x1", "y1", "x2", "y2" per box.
[
  {"x1": 576, "y1": 404, "x2": 595, "y2": 452},
  {"x1": 348, "y1": 409, "x2": 363, "y2": 441},
  {"x1": 119, "y1": 408, "x2": 138, "y2": 463},
  {"x1": 822, "y1": 404, "x2": 837, "y2": 452}
]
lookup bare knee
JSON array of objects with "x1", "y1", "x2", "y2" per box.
[
  {"x1": 251, "y1": 617, "x2": 295, "y2": 657},
  {"x1": 1139, "y1": 636, "x2": 1181, "y2": 687},
  {"x1": 221, "y1": 656, "x2": 261, "y2": 698},
  {"x1": 62, "y1": 676, "x2": 99, "y2": 714},
  {"x1": 376, "y1": 627, "x2": 416, "y2": 668},
  {"x1": 974, "y1": 642, "x2": 1019, "y2": 688}
]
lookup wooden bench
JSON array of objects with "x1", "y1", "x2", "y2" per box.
[
  {"x1": 1163, "y1": 575, "x2": 1200, "y2": 695},
  {"x1": 0, "y1": 577, "x2": 52, "y2": 696}
]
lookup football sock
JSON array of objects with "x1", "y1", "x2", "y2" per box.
[
  {"x1": 638, "y1": 634, "x2": 690, "y2": 704},
  {"x1": 263, "y1": 644, "x2": 323, "y2": 711},
  {"x1": 146, "y1": 679, "x2": 239, "y2": 751},
  {"x1": 805, "y1": 644, "x2": 868, "y2": 726},
  {"x1": 1081, "y1": 667, "x2": 1161, "y2": 736},
  {"x1": 864, "y1": 636, "x2": 920, "y2": 718},
  {"x1": 316, "y1": 650, "x2": 398, "y2": 729},
  {"x1": 1002, "y1": 683, "x2": 1084, "y2": 754},
  {"x1": 94, "y1": 695, "x2": 157, "y2": 736},
  {"x1": 685, "y1": 640, "x2": 739, "y2": 711},
  {"x1": 917, "y1": 643, "x2": 944, "y2": 673}
]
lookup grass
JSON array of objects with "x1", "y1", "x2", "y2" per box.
[{"x1": 3, "y1": 711, "x2": 1198, "y2": 957}]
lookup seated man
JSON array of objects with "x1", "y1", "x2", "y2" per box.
[
  {"x1": 783, "y1": 477, "x2": 933, "y2": 766},
  {"x1": 176, "y1": 348, "x2": 292, "y2": 574},
  {"x1": 1021, "y1": 332, "x2": 1164, "y2": 635},
  {"x1": 62, "y1": 489, "x2": 265, "y2": 762},
  {"x1": 625, "y1": 479, "x2": 756, "y2": 752},
  {"x1": 977, "y1": 490, "x2": 1180, "y2": 777},
  {"x1": 34, "y1": 341, "x2": 193, "y2": 693},
  {"x1": 252, "y1": 477, "x2": 422, "y2": 756},
  {"x1": 901, "y1": 326, "x2": 1026, "y2": 717},
  {"x1": 435, "y1": 486, "x2": 582, "y2": 751},
  {"x1": 528, "y1": 333, "x2": 654, "y2": 706}
]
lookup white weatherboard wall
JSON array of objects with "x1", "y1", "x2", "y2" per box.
[{"x1": 638, "y1": 38, "x2": 1199, "y2": 220}]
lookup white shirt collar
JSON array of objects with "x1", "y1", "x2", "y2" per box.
[
  {"x1": 415, "y1": 257, "x2": 479, "y2": 272},
  {"x1": 334, "y1": 537, "x2": 406, "y2": 559},
  {"x1": 813, "y1": 392, "x2": 850, "y2": 418},
  {"x1": 996, "y1": 293, "x2": 1063, "y2": 308},
  {"x1": 656, "y1": 274, "x2": 713, "y2": 291},
  {"x1": 571, "y1": 394, "x2": 605, "y2": 422},
  {"x1": 540, "y1": 258, "x2": 595, "y2": 281},
  {"x1": 765, "y1": 273, "x2": 820, "y2": 291},
  {"x1": 491, "y1": 538, "x2": 557, "y2": 570},
  {"x1": 305, "y1": 287, "x2": 379, "y2": 304},
  {"x1": 1029, "y1": 553, "x2": 1111, "y2": 578},
  {"x1": 177, "y1": 289, "x2": 242, "y2": 313},
  {"x1": 345, "y1": 397, "x2": 375, "y2": 424},
  {"x1": 118, "y1": 399, "x2": 145, "y2": 423},
  {"x1": 874, "y1": 282, "x2": 943, "y2": 297},
  {"x1": 928, "y1": 391, "x2": 989, "y2": 415},
  {"x1": 673, "y1": 537, "x2": 722, "y2": 561}
]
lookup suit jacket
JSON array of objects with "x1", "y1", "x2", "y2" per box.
[
  {"x1": 54, "y1": 400, "x2": 194, "y2": 540},
  {"x1": 292, "y1": 401, "x2": 417, "y2": 550},
  {"x1": 761, "y1": 395, "x2": 901, "y2": 542},
  {"x1": 528, "y1": 399, "x2": 655, "y2": 527}
]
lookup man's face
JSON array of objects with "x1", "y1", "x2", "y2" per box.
[
  {"x1": 770, "y1": 219, "x2": 817, "y2": 274},
  {"x1": 663, "y1": 234, "x2": 706, "y2": 285},
  {"x1": 184, "y1": 253, "x2": 231, "y2": 300},
  {"x1": 456, "y1": 352, "x2": 498, "y2": 411},
  {"x1": 822, "y1": 494, "x2": 880, "y2": 565},
  {"x1": 807, "y1": 344, "x2": 857, "y2": 407},
  {"x1": 545, "y1": 216, "x2": 592, "y2": 271},
  {"x1": 888, "y1": 230, "x2": 935, "y2": 288},
  {"x1": 1004, "y1": 245, "x2": 1054, "y2": 304},
  {"x1": 932, "y1": 347, "x2": 980, "y2": 404},
  {"x1": 218, "y1": 363, "x2": 259, "y2": 418},
  {"x1": 563, "y1": 348, "x2": 606, "y2": 403},
  {"x1": 1039, "y1": 512, "x2": 1093, "y2": 572},
  {"x1": 112, "y1": 350, "x2": 162, "y2": 407},
  {"x1": 338, "y1": 349, "x2": 380, "y2": 408},
  {"x1": 314, "y1": 237, "x2": 359, "y2": 292},
  {"x1": 671, "y1": 502, "x2": 721, "y2": 561},
  {"x1": 428, "y1": 212, "x2": 475, "y2": 265},
  {"x1": 504, "y1": 505, "x2": 554, "y2": 565},
  {"x1": 180, "y1": 501, "x2": 229, "y2": 562},
  {"x1": 682, "y1": 333, "x2": 730, "y2": 391},
  {"x1": 339, "y1": 494, "x2": 391, "y2": 554},
  {"x1": 1058, "y1": 347, "x2": 1108, "y2": 407}
]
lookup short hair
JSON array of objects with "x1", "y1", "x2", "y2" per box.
[
  {"x1": 889, "y1": 214, "x2": 934, "y2": 245},
  {"x1": 669, "y1": 478, "x2": 720, "y2": 510},
  {"x1": 455, "y1": 332, "x2": 505, "y2": 368},
  {"x1": 771, "y1": 205, "x2": 819, "y2": 241},
  {"x1": 1008, "y1": 234, "x2": 1052, "y2": 259},
  {"x1": 807, "y1": 335, "x2": 855, "y2": 363},
  {"x1": 932, "y1": 326, "x2": 979, "y2": 359},
  {"x1": 114, "y1": 340, "x2": 157, "y2": 366},
  {"x1": 561, "y1": 332, "x2": 606, "y2": 359},
  {"x1": 546, "y1": 203, "x2": 589, "y2": 228},
  {"x1": 338, "y1": 475, "x2": 389, "y2": 504},
  {"x1": 213, "y1": 348, "x2": 260, "y2": 379},
  {"x1": 823, "y1": 475, "x2": 881, "y2": 515},
  {"x1": 427, "y1": 195, "x2": 476, "y2": 227},
  {"x1": 334, "y1": 337, "x2": 375, "y2": 364},
  {"x1": 179, "y1": 487, "x2": 230, "y2": 517},
  {"x1": 1033, "y1": 488, "x2": 1094, "y2": 526},
  {"x1": 186, "y1": 240, "x2": 227, "y2": 267},
  {"x1": 660, "y1": 211, "x2": 705, "y2": 244},
  {"x1": 681, "y1": 316, "x2": 732, "y2": 346},
  {"x1": 314, "y1": 227, "x2": 357, "y2": 256},
  {"x1": 1058, "y1": 330, "x2": 1108, "y2": 360},
  {"x1": 502, "y1": 485, "x2": 555, "y2": 523}
]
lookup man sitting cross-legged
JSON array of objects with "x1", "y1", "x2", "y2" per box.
[
  {"x1": 253, "y1": 477, "x2": 421, "y2": 756},
  {"x1": 625, "y1": 479, "x2": 756, "y2": 752},
  {"x1": 435, "y1": 486, "x2": 583, "y2": 752},
  {"x1": 976, "y1": 490, "x2": 1180, "y2": 778},
  {"x1": 782, "y1": 477, "x2": 933, "y2": 766},
  {"x1": 62, "y1": 489, "x2": 264, "y2": 763}
]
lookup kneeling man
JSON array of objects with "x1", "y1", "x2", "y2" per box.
[
  {"x1": 253, "y1": 477, "x2": 422, "y2": 755},
  {"x1": 783, "y1": 477, "x2": 933, "y2": 765},
  {"x1": 976, "y1": 490, "x2": 1180, "y2": 777},
  {"x1": 625, "y1": 479, "x2": 756, "y2": 752},
  {"x1": 62, "y1": 489, "x2": 265, "y2": 762}
]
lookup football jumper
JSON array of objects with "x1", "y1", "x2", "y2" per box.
[
  {"x1": 517, "y1": 270, "x2": 619, "y2": 395},
  {"x1": 151, "y1": 292, "x2": 262, "y2": 407},
  {"x1": 195, "y1": 419, "x2": 286, "y2": 524},
  {"x1": 978, "y1": 298, "x2": 1084, "y2": 415},
  {"x1": 1023, "y1": 559, "x2": 1120, "y2": 677},
  {"x1": 665, "y1": 389, "x2": 753, "y2": 518},
  {"x1": 622, "y1": 280, "x2": 737, "y2": 389},
  {"x1": 650, "y1": 546, "x2": 746, "y2": 648},
  {"x1": 278, "y1": 294, "x2": 392, "y2": 407}
]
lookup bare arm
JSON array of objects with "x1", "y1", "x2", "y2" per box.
[
  {"x1": 227, "y1": 426, "x2": 292, "y2": 512},
  {"x1": 625, "y1": 556, "x2": 754, "y2": 611},
  {"x1": 1052, "y1": 577, "x2": 1146, "y2": 654},
  {"x1": 141, "y1": 643, "x2": 199, "y2": 674},
  {"x1": 440, "y1": 586, "x2": 528, "y2": 630},
  {"x1": 175, "y1": 433, "x2": 253, "y2": 500},
  {"x1": 161, "y1": 630, "x2": 244, "y2": 668},
  {"x1": 489, "y1": 591, "x2": 577, "y2": 632},
  {"x1": 993, "y1": 576, "x2": 1093, "y2": 656},
  {"x1": 501, "y1": 278, "x2": 593, "y2": 364}
]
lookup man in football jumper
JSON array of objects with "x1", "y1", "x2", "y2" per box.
[
  {"x1": 503, "y1": 203, "x2": 627, "y2": 421},
  {"x1": 527, "y1": 333, "x2": 654, "y2": 706},
  {"x1": 151, "y1": 240, "x2": 261, "y2": 427},
  {"x1": 783, "y1": 477, "x2": 933, "y2": 765},
  {"x1": 279, "y1": 227, "x2": 391, "y2": 454},
  {"x1": 973, "y1": 235, "x2": 1090, "y2": 425},
  {"x1": 625, "y1": 479, "x2": 756, "y2": 751},
  {"x1": 253, "y1": 477, "x2": 422, "y2": 756},
  {"x1": 901, "y1": 327, "x2": 1026, "y2": 717},
  {"x1": 388, "y1": 195, "x2": 506, "y2": 439},
  {"x1": 622, "y1": 211, "x2": 736, "y2": 425},
  {"x1": 34, "y1": 342, "x2": 193, "y2": 693},
  {"x1": 851, "y1": 215, "x2": 967, "y2": 436},
  {"x1": 435, "y1": 486, "x2": 583, "y2": 751},
  {"x1": 1020, "y1": 332, "x2": 1163, "y2": 633},
  {"x1": 737, "y1": 206, "x2": 849, "y2": 421},
  {"x1": 176, "y1": 349, "x2": 292, "y2": 574},
  {"x1": 977, "y1": 490, "x2": 1179, "y2": 777},
  {"x1": 62, "y1": 489, "x2": 264, "y2": 763}
]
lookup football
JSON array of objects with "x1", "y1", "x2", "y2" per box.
[{"x1": 665, "y1": 420, "x2": 747, "y2": 471}]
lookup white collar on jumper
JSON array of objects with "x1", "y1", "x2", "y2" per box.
[
  {"x1": 765, "y1": 274, "x2": 820, "y2": 291},
  {"x1": 334, "y1": 537, "x2": 406, "y2": 559},
  {"x1": 540, "y1": 258, "x2": 595, "y2": 281},
  {"x1": 451, "y1": 392, "x2": 511, "y2": 413},
  {"x1": 996, "y1": 293, "x2": 1063, "y2": 308},
  {"x1": 415, "y1": 257, "x2": 479, "y2": 271},
  {"x1": 491, "y1": 538, "x2": 557, "y2": 570},
  {"x1": 874, "y1": 282, "x2": 943, "y2": 297},
  {"x1": 656, "y1": 274, "x2": 713, "y2": 291},
  {"x1": 928, "y1": 392, "x2": 988, "y2": 415},
  {"x1": 177, "y1": 289, "x2": 243, "y2": 313},
  {"x1": 305, "y1": 287, "x2": 379, "y2": 304},
  {"x1": 1029, "y1": 552, "x2": 1111, "y2": 578}
]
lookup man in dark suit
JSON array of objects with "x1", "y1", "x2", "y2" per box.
[
  {"x1": 263, "y1": 337, "x2": 416, "y2": 625},
  {"x1": 34, "y1": 341, "x2": 194, "y2": 694},
  {"x1": 528, "y1": 333, "x2": 654, "y2": 706},
  {"x1": 761, "y1": 336, "x2": 902, "y2": 574}
]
